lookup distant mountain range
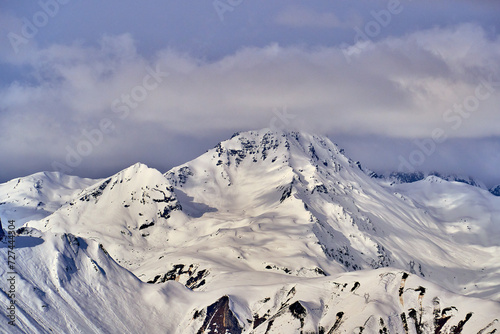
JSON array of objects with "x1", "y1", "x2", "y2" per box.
[
  {"x1": 1, "y1": 129, "x2": 499, "y2": 333},
  {"x1": 369, "y1": 170, "x2": 500, "y2": 196}
]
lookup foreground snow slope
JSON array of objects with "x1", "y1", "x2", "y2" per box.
[
  {"x1": 0, "y1": 228, "x2": 189, "y2": 333},
  {"x1": 1, "y1": 230, "x2": 499, "y2": 333}
]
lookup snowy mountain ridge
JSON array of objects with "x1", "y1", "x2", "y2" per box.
[
  {"x1": 370, "y1": 170, "x2": 500, "y2": 198},
  {"x1": 1, "y1": 129, "x2": 499, "y2": 333},
  {"x1": 0, "y1": 171, "x2": 99, "y2": 227},
  {"x1": 370, "y1": 171, "x2": 484, "y2": 188}
]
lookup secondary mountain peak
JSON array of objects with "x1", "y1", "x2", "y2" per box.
[{"x1": 28, "y1": 162, "x2": 187, "y2": 272}]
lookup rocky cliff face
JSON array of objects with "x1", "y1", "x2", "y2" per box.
[
  {"x1": 0, "y1": 218, "x2": 4, "y2": 240},
  {"x1": 490, "y1": 185, "x2": 500, "y2": 196}
]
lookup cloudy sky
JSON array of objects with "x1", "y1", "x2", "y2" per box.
[{"x1": 1, "y1": 0, "x2": 500, "y2": 187}]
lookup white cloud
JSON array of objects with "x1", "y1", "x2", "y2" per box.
[{"x1": 0, "y1": 24, "x2": 499, "y2": 183}]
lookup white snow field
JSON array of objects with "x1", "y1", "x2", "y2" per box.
[{"x1": 1, "y1": 129, "x2": 499, "y2": 333}]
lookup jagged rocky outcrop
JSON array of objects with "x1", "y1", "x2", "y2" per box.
[
  {"x1": 147, "y1": 263, "x2": 209, "y2": 290},
  {"x1": 490, "y1": 185, "x2": 500, "y2": 196},
  {"x1": 0, "y1": 217, "x2": 4, "y2": 240},
  {"x1": 196, "y1": 296, "x2": 242, "y2": 334}
]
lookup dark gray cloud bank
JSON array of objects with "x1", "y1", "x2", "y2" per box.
[{"x1": 0, "y1": 1, "x2": 499, "y2": 187}]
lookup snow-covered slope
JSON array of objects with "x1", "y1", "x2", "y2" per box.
[
  {"x1": 179, "y1": 268, "x2": 500, "y2": 334},
  {"x1": 1, "y1": 228, "x2": 499, "y2": 333},
  {"x1": 385, "y1": 175, "x2": 500, "y2": 247},
  {"x1": 381, "y1": 175, "x2": 500, "y2": 300},
  {"x1": 2, "y1": 129, "x2": 500, "y2": 333},
  {"x1": 0, "y1": 172, "x2": 98, "y2": 227},
  {"x1": 0, "y1": 228, "x2": 188, "y2": 333}
]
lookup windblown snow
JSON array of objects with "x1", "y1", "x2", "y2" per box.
[{"x1": 1, "y1": 129, "x2": 499, "y2": 333}]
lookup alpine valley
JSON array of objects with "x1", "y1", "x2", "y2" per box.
[{"x1": 1, "y1": 129, "x2": 499, "y2": 333}]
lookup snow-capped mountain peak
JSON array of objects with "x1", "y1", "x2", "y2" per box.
[{"x1": 3, "y1": 129, "x2": 500, "y2": 333}]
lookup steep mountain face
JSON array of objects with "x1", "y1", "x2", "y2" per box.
[
  {"x1": 0, "y1": 172, "x2": 98, "y2": 227},
  {"x1": 0, "y1": 228, "x2": 187, "y2": 334},
  {"x1": 164, "y1": 130, "x2": 500, "y2": 300},
  {"x1": 3, "y1": 129, "x2": 500, "y2": 333}
]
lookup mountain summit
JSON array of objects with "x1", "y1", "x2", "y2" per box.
[{"x1": 3, "y1": 129, "x2": 500, "y2": 333}]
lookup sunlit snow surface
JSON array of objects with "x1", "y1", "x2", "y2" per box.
[
  {"x1": 1, "y1": 129, "x2": 499, "y2": 333},
  {"x1": 0, "y1": 172, "x2": 99, "y2": 227}
]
